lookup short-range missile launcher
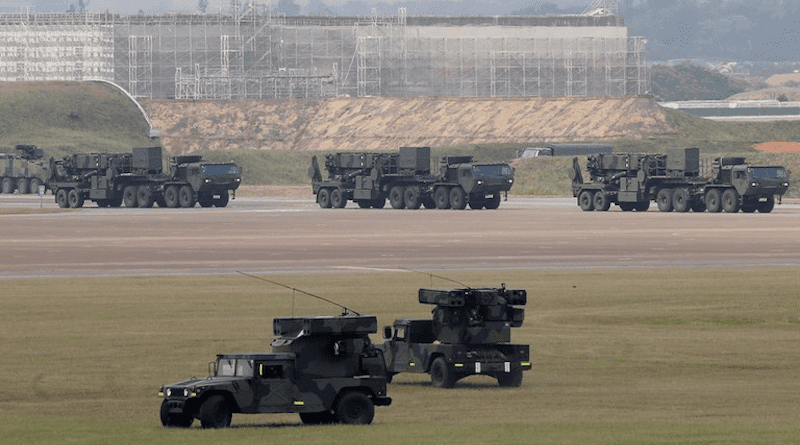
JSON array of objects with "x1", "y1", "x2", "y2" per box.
[
  {"x1": 378, "y1": 285, "x2": 531, "y2": 388},
  {"x1": 158, "y1": 315, "x2": 392, "y2": 429}
]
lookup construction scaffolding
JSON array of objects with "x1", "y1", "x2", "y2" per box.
[{"x1": 0, "y1": 5, "x2": 649, "y2": 99}]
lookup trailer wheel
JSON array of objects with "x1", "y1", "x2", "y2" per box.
[
  {"x1": 164, "y1": 186, "x2": 180, "y2": 208},
  {"x1": 672, "y1": 188, "x2": 690, "y2": 213},
  {"x1": 123, "y1": 186, "x2": 138, "y2": 208},
  {"x1": 1, "y1": 177, "x2": 14, "y2": 194},
  {"x1": 705, "y1": 189, "x2": 722, "y2": 213},
  {"x1": 721, "y1": 189, "x2": 740, "y2": 213},
  {"x1": 178, "y1": 185, "x2": 196, "y2": 208},
  {"x1": 656, "y1": 188, "x2": 674, "y2": 212},
  {"x1": 758, "y1": 196, "x2": 775, "y2": 213},
  {"x1": 17, "y1": 178, "x2": 29, "y2": 195},
  {"x1": 389, "y1": 186, "x2": 405, "y2": 209},
  {"x1": 484, "y1": 194, "x2": 502, "y2": 210},
  {"x1": 331, "y1": 189, "x2": 347, "y2": 208},
  {"x1": 434, "y1": 187, "x2": 450, "y2": 209},
  {"x1": 67, "y1": 188, "x2": 84, "y2": 208},
  {"x1": 317, "y1": 188, "x2": 332, "y2": 208},
  {"x1": 449, "y1": 187, "x2": 467, "y2": 210},
  {"x1": 578, "y1": 190, "x2": 594, "y2": 211},
  {"x1": 56, "y1": 189, "x2": 69, "y2": 208},
  {"x1": 136, "y1": 185, "x2": 154, "y2": 208},
  {"x1": 592, "y1": 191, "x2": 610, "y2": 211}
]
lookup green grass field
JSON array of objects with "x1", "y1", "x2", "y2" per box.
[{"x1": 2, "y1": 268, "x2": 800, "y2": 444}]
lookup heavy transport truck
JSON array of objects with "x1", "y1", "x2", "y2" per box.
[
  {"x1": 159, "y1": 315, "x2": 392, "y2": 428},
  {"x1": 46, "y1": 146, "x2": 242, "y2": 208},
  {"x1": 570, "y1": 147, "x2": 790, "y2": 213},
  {"x1": 377, "y1": 286, "x2": 531, "y2": 388},
  {"x1": 0, "y1": 145, "x2": 47, "y2": 194},
  {"x1": 309, "y1": 146, "x2": 515, "y2": 210}
]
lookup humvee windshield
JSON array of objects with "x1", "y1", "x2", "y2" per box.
[
  {"x1": 473, "y1": 165, "x2": 512, "y2": 177},
  {"x1": 217, "y1": 358, "x2": 254, "y2": 377},
  {"x1": 748, "y1": 167, "x2": 788, "y2": 180}
]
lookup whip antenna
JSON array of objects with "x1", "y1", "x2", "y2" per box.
[
  {"x1": 399, "y1": 267, "x2": 471, "y2": 289},
  {"x1": 237, "y1": 271, "x2": 361, "y2": 316}
]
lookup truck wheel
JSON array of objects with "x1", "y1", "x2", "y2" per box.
[
  {"x1": 178, "y1": 185, "x2": 196, "y2": 208},
  {"x1": 592, "y1": 191, "x2": 610, "y2": 211},
  {"x1": 1, "y1": 177, "x2": 14, "y2": 194},
  {"x1": 317, "y1": 188, "x2": 332, "y2": 208},
  {"x1": 721, "y1": 189, "x2": 740, "y2": 213},
  {"x1": 331, "y1": 189, "x2": 347, "y2": 208},
  {"x1": 56, "y1": 189, "x2": 69, "y2": 208},
  {"x1": 17, "y1": 178, "x2": 29, "y2": 195},
  {"x1": 29, "y1": 178, "x2": 42, "y2": 194},
  {"x1": 449, "y1": 187, "x2": 467, "y2": 210},
  {"x1": 198, "y1": 395, "x2": 232, "y2": 429},
  {"x1": 496, "y1": 368, "x2": 524, "y2": 388},
  {"x1": 67, "y1": 189, "x2": 84, "y2": 208},
  {"x1": 690, "y1": 198, "x2": 706, "y2": 213},
  {"x1": 299, "y1": 410, "x2": 337, "y2": 425},
  {"x1": 421, "y1": 194, "x2": 436, "y2": 209},
  {"x1": 705, "y1": 189, "x2": 722, "y2": 213},
  {"x1": 136, "y1": 185, "x2": 154, "y2": 208},
  {"x1": 123, "y1": 185, "x2": 138, "y2": 208},
  {"x1": 619, "y1": 202, "x2": 635, "y2": 211},
  {"x1": 404, "y1": 187, "x2": 421, "y2": 209},
  {"x1": 656, "y1": 189, "x2": 673, "y2": 212},
  {"x1": 430, "y1": 357, "x2": 455, "y2": 388},
  {"x1": 198, "y1": 192, "x2": 214, "y2": 207},
  {"x1": 335, "y1": 391, "x2": 374, "y2": 425},
  {"x1": 434, "y1": 187, "x2": 450, "y2": 209},
  {"x1": 671, "y1": 188, "x2": 690, "y2": 212},
  {"x1": 164, "y1": 186, "x2": 180, "y2": 208},
  {"x1": 578, "y1": 190, "x2": 594, "y2": 211},
  {"x1": 389, "y1": 186, "x2": 405, "y2": 209},
  {"x1": 160, "y1": 399, "x2": 193, "y2": 428},
  {"x1": 758, "y1": 196, "x2": 775, "y2": 213},
  {"x1": 214, "y1": 191, "x2": 230, "y2": 208},
  {"x1": 635, "y1": 200, "x2": 650, "y2": 212},
  {"x1": 371, "y1": 196, "x2": 386, "y2": 209},
  {"x1": 484, "y1": 194, "x2": 502, "y2": 210}
]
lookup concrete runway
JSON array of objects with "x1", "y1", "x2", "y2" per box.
[{"x1": 1, "y1": 195, "x2": 799, "y2": 279}]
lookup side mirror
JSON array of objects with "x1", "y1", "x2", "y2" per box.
[{"x1": 383, "y1": 326, "x2": 392, "y2": 339}]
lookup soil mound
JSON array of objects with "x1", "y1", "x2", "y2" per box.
[{"x1": 755, "y1": 142, "x2": 800, "y2": 152}]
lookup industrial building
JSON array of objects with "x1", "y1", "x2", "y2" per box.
[{"x1": 0, "y1": 1, "x2": 648, "y2": 100}]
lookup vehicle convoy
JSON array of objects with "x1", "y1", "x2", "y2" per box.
[
  {"x1": 377, "y1": 285, "x2": 531, "y2": 388},
  {"x1": 309, "y1": 146, "x2": 514, "y2": 210},
  {"x1": 159, "y1": 315, "x2": 392, "y2": 428},
  {"x1": 46, "y1": 146, "x2": 241, "y2": 208},
  {"x1": 0, "y1": 145, "x2": 47, "y2": 194},
  {"x1": 569, "y1": 147, "x2": 790, "y2": 213}
]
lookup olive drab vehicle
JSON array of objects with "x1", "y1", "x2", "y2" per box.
[
  {"x1": 570, "y1": 147, "x2": 789, "y2": 213},
  {"x1": 309, "y1": 146, "x2": 514, "y2": 210},
  {"x1": 46, "y1": 146, "x2": 241, "y2": 208},
  {"x1": 377, "y1": 286, "x2": 531, "y2": 388},
  {"x1": 158, "y1": 315, "x2": 392, "y2": 428},
  {"x1": 0, "y1": 145, "x2": 47, "y2": 194}
]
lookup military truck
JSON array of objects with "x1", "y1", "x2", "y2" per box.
[
  {"x1": 309, "y1": 146, "x2": 514, "y2": 210},
  {"x1": 377, "y1": 286, "x2": 531, "y2": 388},
  {"x1": 158, "y1": 315, "x2": 392, "y2": 428},
  {"x1": 0, "y1": 145, "x2": 47, "y2": 194},
  {"x1": 570, "y1": 147, "x2": 789, "y2": 213},
  {"x1": 46, "y1": 146, "x2": 242, "y2": 208}
]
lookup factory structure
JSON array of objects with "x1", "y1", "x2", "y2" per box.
[{"x1": 0, "y1": 1, "x2": 648, "y2": 100}]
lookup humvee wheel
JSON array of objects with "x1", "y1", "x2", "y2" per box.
[
  {"x1": 496, "y1": 368, "x2": 523, "y2": 388},
  {"x1": 160, "y1": 399, "x2": 193, "y2": 428},
  {"x1": 335, "y1": 391, "x2": 374, "y2": 425},
  {"x1": 199, "y1": 395, "x2": 232, "y2": 429},
  {"x1": 430, "y1": 357, "x2": 455, "y2": 388},
  {"x1": 299, "y1": 410, "x2": 337, "y2": 425},
  {"x1": 578, "y1": 190, "x2": 594, "y2": 211}
]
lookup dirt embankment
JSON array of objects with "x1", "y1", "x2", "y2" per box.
[{"x1": 142, "y1": 96, "x2": 676, "y2": 154}]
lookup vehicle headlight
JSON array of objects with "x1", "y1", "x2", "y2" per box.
[
  {"x1": 165, "y1": 388, "x2": 172, "y2": 397},
  {"x1": 183, "y1": 388, "x2": 190, "y2": 397}
]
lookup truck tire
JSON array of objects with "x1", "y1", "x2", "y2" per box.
[
  {"x1": 705, "y1": 189, "x2": 722, "y2": 213},
  {"x1": 199, "y1": 395, "x2": 232, "y2": 429},
  {"x1": 164, "y1": 186, "x2": 180, "y2": 208},
  {"x1": 178, "y1": 185, "x2": 196, "y2": 208},
  {"x1": 299, "y1": 410, "x2": 337, "y2": 425},
  {"x1": 17, "y1": 178, "x2": 29, "y2": 195},
  {"x1": 690, "y1": 198, "x2": 706, "y2": 213},
  {"x1": 634, "y1": 200, "x2": 650, "y2": 212},
  {"x1": 578, "y1": 190, "x2": 594, "y2": 211},
  {"x1": 592, "y1": 191, "x2": 610, "y2": 211},
  {"x1": 449, "y1": 187, "x2": 467, "y2": 210},
  {"x1": 496, "y1": 368, "x2": 524, "y2": 388},
  {"x1": 672, "y1": 188, "x2": 691, "y2": 213},
  {"x1": 484, "y1": 194, "x2": 502, "y2": 210},
  {"x1": 758, "y1": 196, "x2": 775, "y2": 213},
  {"x1": 656, "y1": 188, "x2": 673, "y2": 212},
  {"x1": 67, "y1": 188, "x2": 84, "y2": 208},
  {"x1": 430, "y1": 357, "x2": 455, "y2": 388},
  {"x1": 434, "y1": 187, "x2": 450, "y2": 209},
  {"x1": 317, "y1": 188, "x2": 332, "y2": 208},
  {"x1": 123, "y1": 185, "x2": 138, "y2": 208},
  {"x1": 334, "y1": 391, "x2": 374, "y2": 425},
  {"x1": 160, "y1": 399, "x2": 193, "y2": 428},
  {"x1": 56, "y1": 189, "x2": 69, "y2": 208},
  {"x1": 29, "y1": 178, "x2": 42, "y2": 194},
  {"x1": 389, "y1": 186, "x2": 405, "y2": 209},
  {"x1": 404, "y1": 186, "x2": 421, "y2": 209},
  {"x1": 214, "y1": 191, "x2": 230, "y2": 208},
  {"x1": 371, "y1": 196, "x2": 386, "y2": 209},
  {"x1": 136, "y1": 185, "x2": 154, "y2": 208},
  {"x1": 1, "y1": 177, "x2": 14, "y2": 194},
  {"x1": 331, "y1": 188, "x2": 346, "y2": 208},
  {"x1": 721, "y1": 189, "x2": 740, "y2": 213},
  {"x1": 421, "y1": 194, "x2": 436, "y2": 209},
  {"x1": 198, "y1": 192, "x2": 214, "y2": 207}
]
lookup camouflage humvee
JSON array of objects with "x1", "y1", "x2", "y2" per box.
[
  {"x1": 377, "y1": 286, "x2": 531, "y2": 388},
  {"x1": 158, "y1": 315, "x2": 392, "y2": 428}
]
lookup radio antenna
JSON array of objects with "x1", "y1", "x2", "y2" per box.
[
  {"x1": 237, "y1": 271, "x2": 361, "y2": 316},
  {"x1": 399, "y1": 267, "x2": 471, "y2": 289}
]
